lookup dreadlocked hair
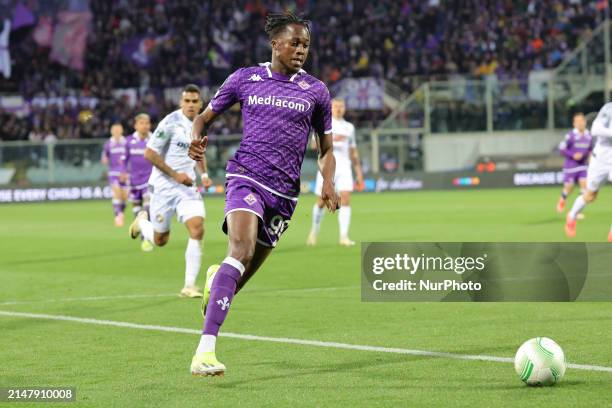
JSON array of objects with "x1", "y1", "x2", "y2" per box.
[{"x1": 264, "y1": 11, "x2": 310, "y2": 39}]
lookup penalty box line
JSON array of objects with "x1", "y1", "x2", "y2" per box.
[{"x1": 1, "y1": 310, "x2": 611, "y2": 373}]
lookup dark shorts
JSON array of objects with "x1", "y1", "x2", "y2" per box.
[
  {"x1": 563, "y1": 169, "x2": 587, "y2": 185},
  {"x1": 223, "y1": 176, "x2": 297, "y2": 248},
  {"x1": 109, "y1": 175, "x2": 128, "y2": 188},
  {"x1": 129, "y1": 184, "x2": 150, "y2": 203}
]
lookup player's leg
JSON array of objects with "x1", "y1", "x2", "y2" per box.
[
  {"x1": 236, "y1": 242, "x2": 273, "y2": 293},
  {"x1": 566, "y1": 163, "x2": 606, "y2": 237},
  {"x1": 557, "y1": 182, "x2": 573, "y2": 213},
  {"x1": 307, "y1": 172, "x2": 326, "y2": 245},
  {"x1": 180, "y1": 215, "x2": 205, "y2": 298},
  {"x1": 192, "y1": 211, "x2": 259, "y2": 376},
  {"x1": 110, "y1": 181, "x2": 125, "y2": 226},
  {"x1": 338, "y1": 190, "x2": 355, "y2": 246},
  {"x1": 129, "y1": 193, "x2": 171, "y2": 246}
]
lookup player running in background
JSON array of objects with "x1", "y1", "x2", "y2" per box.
[
  {"x1": 128, "y1": 85, "x2": 213, "y2": 297},
  {"x1": 565, "y1": 104, "x2": 612, "y2": 240},
  {"x1": 556, "y1": 113, "x2": 593, "y2": 215},
  {"x1": 188, "y1": 12, "x2": 339, "y2": 376},
  {"x1": 307, "y1": 98, "x2": 363, "y2": 246},
  {"x1": 101, "y1": 123, "x2": 128, "y2": 227},
  {"x1": 125, "y1": 113, "x2": 154, "y2": 252}
]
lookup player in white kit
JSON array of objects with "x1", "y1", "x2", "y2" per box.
[
  {"x1": 565, "y1": 102, "x2": 612, "y2": 241},
  {"x1": 307, "y1": 99, "x2": 363, "y2": 246},
  {"x1": 128, "y1": 84, "x2": 213, "y2": 297}
]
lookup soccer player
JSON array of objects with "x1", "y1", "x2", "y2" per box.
[
  {"x1": 125, "y1": 113, "x2": 154, "y2": 252},
  {"x1": 101, "y1": 123, "x2": 128, "y2": 227},
  {"x1": 187, "y1": 12, "x2": 339, "y2": 376},
  {"x1": 307, "y1": 98, "x2": 363, "y2": 246},
  {"x1": 565, "y1": 103, "x2": 612, "y2": 240},
  {"x1": 556, "y1": 113, "x2": 593, "y2": 214},
  {"x1": 128, "y1": 85, "x2": 213, "y2": 297}
]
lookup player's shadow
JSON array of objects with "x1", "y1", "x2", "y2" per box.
[
  {"x1": 206, "y1": 354, "x2": 433, "y2": 389},
  {"x1": 524, "y1": 217, "x2": 562, "y2": 225},
  {"x1": 486, "y1": 379, "x2": 587, "y2": 390},
  {"x1": 0, "y1": 250, "x2": 136, "y2": 266}
]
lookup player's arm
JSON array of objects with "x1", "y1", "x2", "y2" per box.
[
  {"x1": 189, "y1": 107, "x2": 219, "y2": 161},
  {"x1": 146, "y1": 124, "x2": 193, "y2": 186},
  {"x1": 350, "y1": 146, "x2": 364, "y2": 187},
  {"x1": 316, "y1": 131, "x2": 339, "y2": 212},
  {"x1": 591, "y1": 105, "x2": 612, "y2": 138},
  {"x1": 195, "y1": 154, "x2": 213, "y2": 188},
  {"x1": 101, "y1": 145, "x2": 109, "y2": 165}
]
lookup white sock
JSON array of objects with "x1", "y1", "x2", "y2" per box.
[
  {"x1": 569, "y1": 195, "x2": 587, "y2": 220},
  {"x1": 339, "y1": 206, "x2": 351, "y2": 239},
  {"x1": 132, "y1": 206, "x2": 142, "y2": 217},
  {"x1": 138, "y1": 218, "x2": 154, "y2": 242},
  {"x1": 311, "y1": 203, "x2": 325, "y2": 235},
  {"x1": 185, "y1": 238, "x2": 202, "y2": 287},
  {"x1": 196, "y1": 334, "x2": 216, "y2": 354}
]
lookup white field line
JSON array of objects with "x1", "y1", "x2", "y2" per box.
[
  {"x1": 0, "y1": 310, "x2": 611, "y2": 373},
  {"x1": 0, "y1": 286, "x2": 357, "y2": 306}
]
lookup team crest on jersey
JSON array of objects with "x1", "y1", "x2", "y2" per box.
[
  {"x1": 243, "y1": 193, "x2": 257, "y2": 206},
  {"x1": 297, "y1": 80, "x2": 310, "y2": 90}
]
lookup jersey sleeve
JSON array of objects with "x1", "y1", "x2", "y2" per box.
[
  {"x1": 101, "y1": 141, "x2": 109, "y2": 161},
  {"x1": 349, "y1": 124, "x2": 357, "y2": 148},
  {"x1": 147, "y1": 120, "x2": 171, "y2": 154},
  {"x1": 558, "y1": 133, "x2": 573, "y2": 158},
  {"x1": 312, "y1": 85, "x2": 332, "y2": 137},
  {"x1": 209, "y1": 69, "x2": 243, "y2": 114},
  {"x1": 591, "y1": 103, "x2": 612, "y2": 139}
]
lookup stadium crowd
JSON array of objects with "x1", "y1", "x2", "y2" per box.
[{"x1": 0, "y1": 0, "x2": 609, "y2": 140}]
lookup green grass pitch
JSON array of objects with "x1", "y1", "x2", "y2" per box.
[{"x1": 1, "y1": 187, "x2": 611, "y2": 407}]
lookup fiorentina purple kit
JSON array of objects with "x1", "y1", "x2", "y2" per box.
[
  {"x1": 559, "y1": 128, "x2": 594, "y2": 184},
  {"x1": 103, "y1": 137, "x2": 127, "y2": 187},
  {"x1": 209, "y1": 63, "x2": 332, "y2": 246},
  {"x1": 125, "y1": 132, "x2": 153, "y2": 202}
]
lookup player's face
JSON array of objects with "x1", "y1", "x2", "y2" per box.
[
  {"x1": 110, "y1": 124, "x2": 123, "y2": 138},
  {"x1": 332, "y1": 100, "x2": 346, "y2": 118},
  {"x1": 271, "y1": 24, "x2": 310, "y2": 74},
  {"x1": 135, "y1": 117, "x2": 151, "y2": 136},
  {"x1": 180, "y1": 92, "x2": 203, "y2": 120},
  {"x1": 573, "y1": 115, "x2": 586, "y2": 132}
]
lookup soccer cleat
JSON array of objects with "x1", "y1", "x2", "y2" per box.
[
  {"x1": 306, "y1": 232, "x2": 317, "y2": 246},
  {"x1": 608, "y1": 230, "x2": 612, "y2": 243},
  {"x1": 201, "y1": 264, "x2": 220, "y2": 318},
  {"x1": 129, "y1": 210, "x2": 148, "y2": 239},
  {"x1": 114, "y1": 213, "x2": 124, "y2": 227},
  {"x1": 191, "y1": 352, "x2": 225, "y2": 377},
  {"x1": 556, "y1": 198, "x2": 565, "y2": 213},
  {"x1": 339, "y1": 237, "x2": 356, "y2": 246},
  {"x1": 565, "y1": 213, "x2": 577, "y2": 238},
  {"x1": 140, "y1": 240, "x2": 154, "y2": 252},
  {"x1": 577, "y1": 213, "x2": 586, "y2": 220},
  {"x1": 179, "y1": 286, "x2": 203, "y2": 298}
]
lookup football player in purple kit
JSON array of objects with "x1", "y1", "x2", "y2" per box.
[
  {"x1": 125, "y1": 113, "x2": 154, "y2": 252},
  {"x1": 187, "y1": 12, "x2": 340, "y2": 376},
  {"x1": 101, "y1": 123, "x2": 128, "y2": 227},
  {"x1": 556, "y1": 113, "x2": 593, "y2": 215}
]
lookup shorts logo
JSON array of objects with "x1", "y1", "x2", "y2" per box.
[
  {"x1": 297, "y1": 80, "x2": 310, "y2": 90},
  {"x1": 244, "y1": 193, "x2": 257, "y2": 206},
  {"x1": 156, "y1": 214, "x2": 164, "y2": 223}
]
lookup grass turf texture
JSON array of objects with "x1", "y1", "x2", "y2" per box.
[{"x1": 1, "y1": 187, "x2": 611, "y2": 407}]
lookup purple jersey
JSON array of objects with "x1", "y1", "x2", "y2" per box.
[
  {"x1": 102, "y1": 137, "x2": 127, "y2": 176},
  {"x1": 125, "y1": 132, "x2": 153, "y2": 187},
  {"x1": 209, "y1": 62, "x2": 332, "y2": 197},
  {"x1": 559, "y1": 128, "x2": 593, "y2": 170}
]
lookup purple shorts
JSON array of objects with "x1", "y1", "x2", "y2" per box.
[
  {"x1": 223, "y1": 176, "x2": 297, "y2": 248},
  {"x1": 563, "y1": 169, "x2": 587, "y2": 184},
  {"x1": 129, "y1": 184, "x2": 150, "y2": 203},
  {"x1": 109, "y1": 175, "x2": 128, "y2": 188}
]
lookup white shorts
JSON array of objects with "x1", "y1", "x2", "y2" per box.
[
  {"x1": 586, "y1": 156, "x2": 612, "y2": 192},
  {"x1": 149, "y1": 185, "x2": 205, "y2": 233},
  {"x1": 315, "y1": 165, "x2": 353, "y2": 195}
]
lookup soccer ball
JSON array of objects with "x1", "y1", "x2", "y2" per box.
[{"x1": 514, "y1": 337, "x2": 566, "y2": 386}]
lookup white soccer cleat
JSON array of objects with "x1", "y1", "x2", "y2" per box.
[
  {"x1": 129, "y1": 210, "x2": 148, "y2": 239},
  {"x1": 191, "y1": 352, "x2": 225, "y2": 377},
  {"x1": 140, "y1": 240, "x2": 154, "y2": 252},
  {"x1": 180, "y1": 286, "x2": 203, "y2": 298},
  {"x1": 306, "y1": 232, "x2": 317, "y2": 246},
  {"x1": 339, "y1": 237, "x2": 356, "y2": 246}
]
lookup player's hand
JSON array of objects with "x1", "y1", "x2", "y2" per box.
[
  {"x1": 356, "y1": 175, "x2": 365, "y2": 192},
  {"x1": 321, "y1": 179, "x2": 340, "y2": 213},
  {"x1": 201, "y1": 173, "x2": 213, "y2": 189},
  {"x1": 119, "y1": 172, "x2": 128, "y2": 183},
  {"x1": 188, "y1": 136, "x2": 208, "y2": 161},
  {"x1": 573, "y1": 152, "x2": 583, "y2": 161},
  {"x1": 174, "y1": 172, "x2": 194, "y2": 186}
]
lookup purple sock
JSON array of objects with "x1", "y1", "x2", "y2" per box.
[
  {"x1": 203, "y1": 258, "x2": 244, "y2": 336},
  {"x1": 119, "y1": 201, "x2": 126, "y2": 213},
  {"x1": 112, "y1": 200, "x2": 122, "y2": 216}
]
